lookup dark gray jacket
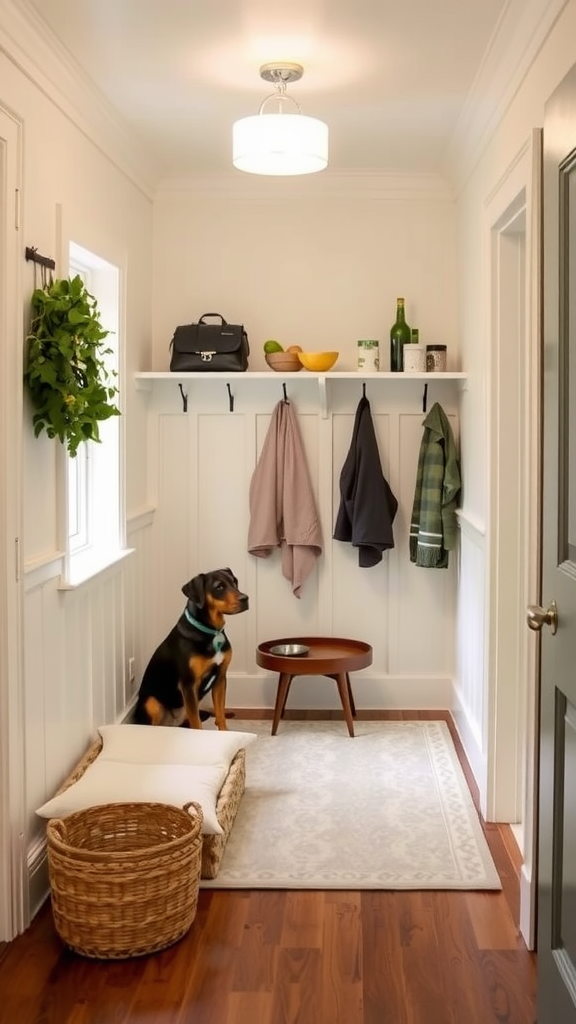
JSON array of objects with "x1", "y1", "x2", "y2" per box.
[{"x1": 333, "y1": 396, "x2": 398, "y2": 567}]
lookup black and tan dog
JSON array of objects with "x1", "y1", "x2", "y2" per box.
[{"x1": 134, "y1": 568, "x2": 249, "y2": 730}]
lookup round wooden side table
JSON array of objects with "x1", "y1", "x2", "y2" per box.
[{"x1": 256, "y1": 636, "x2": 373, "y2": 737}]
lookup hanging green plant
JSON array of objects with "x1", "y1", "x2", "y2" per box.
[{"x1": 24, "y1": 275, "x2": 120, "y2": 458}]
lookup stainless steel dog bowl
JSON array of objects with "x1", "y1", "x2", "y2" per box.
[{"x1": 269, "y1": 643, "x2": 310, "y2": 657}]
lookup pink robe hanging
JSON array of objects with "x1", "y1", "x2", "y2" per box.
[{"x1": 247, "y1": 400, "x2": 323, "y2": 598}]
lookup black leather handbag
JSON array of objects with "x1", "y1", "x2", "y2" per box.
[{"x1": 169, "y1": 313, "x2": 250, "y2": 372}]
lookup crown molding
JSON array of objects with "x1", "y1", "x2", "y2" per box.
[
  {"x1": 446, "y1": 0, "x2": 568, "y2": 194},
  {"x1": 155, "y1": 169, "x2": 454, "y2": 204},
  {"x1": 0, "y1": 0, "x2": 161, "y2": 199}
]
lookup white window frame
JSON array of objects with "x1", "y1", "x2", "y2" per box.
[{"x1": 60, "y1": 243, "x2": 128, "y2": 588}]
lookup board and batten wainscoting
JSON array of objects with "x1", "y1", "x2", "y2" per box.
[
  {"x1": 453, "y1": 509, "x2": 487, "y2": 808},
  {"x1": 23, "y1": 511, "x2": 155, "y2": 919},
  {"x1": 138, "y1": 371, "x2": 464, "y2": 711},
  {"x1": 22, "y1": 371, "x2": 466, "y2": 919}
]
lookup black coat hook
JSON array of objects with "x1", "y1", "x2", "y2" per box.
[
  {"x1": 178, "y1": 383, "x2": 188, "y2": 412},
  {"x1": 282, "y1": 383, "x2": 288, "y2": 403},
  {"x1": 422, "y1": 383, "x2": 428, "y2": 413},
  {"x1": 226, "y1": 383, "x2": 234, "y2": 412},
  {"x1": 362, "y1": 382, "x2": 366, "y2": 398}
]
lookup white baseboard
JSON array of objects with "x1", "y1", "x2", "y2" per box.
[
  {"x1": 450, "y1": 685, "x2": 487, "y2": 815},
  {"x1": 228, "y1": 673, "x2": 453, "y2": 711},
  {"x1": 27, "y1": 836, "x2": 49, "y2": 921},
  {"x1": 520, "y1": 862, "x2": 536, "y2": 950}
]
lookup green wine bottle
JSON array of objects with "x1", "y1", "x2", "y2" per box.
[{"x1": 390, "y1": 297, "x2": 411, "y2": 372}]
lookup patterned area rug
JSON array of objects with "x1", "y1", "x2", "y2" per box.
[{"x1": 200, "y1": 719, "x2": 502, "y2": 890}]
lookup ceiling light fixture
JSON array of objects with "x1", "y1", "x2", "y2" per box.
[{"x1": 233, "y1": 63, "x2": 329, "y2": 176}]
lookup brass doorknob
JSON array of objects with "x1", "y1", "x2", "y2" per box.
[{"x1": 526, "y1": 599, "x2": 558, "y2": 635}]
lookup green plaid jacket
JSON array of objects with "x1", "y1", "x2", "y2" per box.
[{"x1": 409, "y1": 402, "x2": 461, "y2": 568}]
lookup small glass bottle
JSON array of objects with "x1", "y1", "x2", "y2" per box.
[{"x1": 390, "y1": 298, "x2": 411, "y2": 372}]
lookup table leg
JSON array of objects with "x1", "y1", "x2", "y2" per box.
[
  {"x1": 335, "y1": 673, "x2": 355, "y2": 737},
  {"x1": 272, "y1": 672, "x2": 293, "y2": 735},
  {"x1": 345, "y1": 673, "x2": 357, "y2": 717}
]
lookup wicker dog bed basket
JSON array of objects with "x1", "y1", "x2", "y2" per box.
[
  {"x1": 56, "y1": 738, "x2": 246, "y2": 880},
  {"x1": 46, "y1": 800, "x2": 203, "y2": 959}
]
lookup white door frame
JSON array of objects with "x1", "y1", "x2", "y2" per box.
[
  {"x1": 0, "y1": 103, "x2": 27, "y2": 942},
  {"x1": 484, "y1": 129, "x2": 542, "y2": 947}
]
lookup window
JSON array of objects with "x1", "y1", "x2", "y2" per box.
[{"x1": 62, "y1": 242, "x2": 126, "y2": 586}]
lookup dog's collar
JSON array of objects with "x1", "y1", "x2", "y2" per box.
[{"x1": 184, "y1": 608, "x2": 226, "y2": 652}]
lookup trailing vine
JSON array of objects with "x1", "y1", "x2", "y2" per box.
[{"x1": 24, "y1": 275, "x2": 120, "y2": 457}]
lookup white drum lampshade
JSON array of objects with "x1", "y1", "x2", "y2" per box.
[{"x1": 232, "y1": 63, "x2": 329, "y2": 177}]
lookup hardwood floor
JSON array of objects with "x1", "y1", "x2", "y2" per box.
[{"x1": 0, "y1": 711, "x2": 537, "y2": 1024}]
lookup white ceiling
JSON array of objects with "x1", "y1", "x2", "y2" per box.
[{"x1": 27, "y1": 0, "x2": 514, "y2": 180}]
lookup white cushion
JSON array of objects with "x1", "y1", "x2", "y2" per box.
[
  {"x1": 36, "y1": 760, "x2": 228, "y2": 835},
  {"x1": 97, "y1": 724, "x2": 257, "y2": 767},
  {"x1": 36, "y1": 726, "x2": 257, "y2": 833}
]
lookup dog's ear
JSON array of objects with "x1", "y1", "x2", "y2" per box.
[
  {"x1": 223, "y1": 567, "x2": 239, "y2": 587},
  {"x1": 182, "y1": 574, "x2": 205, "y2": 607}
]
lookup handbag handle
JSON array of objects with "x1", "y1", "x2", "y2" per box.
[{"x1": 198, "y1": 313, "x2": 228, "y2": 325}]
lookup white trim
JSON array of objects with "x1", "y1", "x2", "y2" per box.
[
  {"x1": 0, "y1": 0, "x2": 158, "y2": 197},
  {"x1": 24, "y1": 553, "x2": 64, "y2": 591},
  {"x1": 27, "y1": 836, "x2": 49, "y2": 923},
  {"x1": 451, "y1": 682, "x2": 488, "y2": 811},
  {"x1": 484, "y1": 131, "x2": 542, "y2": 947},
  {"x1": 126, "y1": 508, "x2": 155, "y2": 534},
  {"x1": 57, "y1": 546, "x2": 135, "y2": 591},
  {"x1": 455, "y1": 509, "x2": 487, "y2": 538},
  {"x1": 0, "y1": 103, "x2": 26, "y2": 941},
  {"x1": 156, "y1": 170, "x2": 455, "y2": 203},
  {"x1": 486, "y1": 167, "x2": 526, "y2": 821},
  {"x1": 230, "y1": 673, "x2": 454, "y2": 711},
  {"x1": 518, "y1": 127, "x2": 543, "y2": 952},
  {"x1": 448, "y1": 0, "x2": 568, "y2": 192}
]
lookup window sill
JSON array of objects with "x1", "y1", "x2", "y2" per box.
[{"x1": 58, "y1": 547, "x2": 135, "y2": 591}]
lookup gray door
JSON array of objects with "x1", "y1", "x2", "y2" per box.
[{"x1": 536, "y1": 60, "x2": 576, "y2": 1021}]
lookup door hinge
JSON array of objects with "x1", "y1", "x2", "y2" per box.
[
  {"x1": 14, "y1": 188, "x2": 20, "y2": 231},
  {"x1": 14, "y1": 537, "x2": 20, "y2": 582}
]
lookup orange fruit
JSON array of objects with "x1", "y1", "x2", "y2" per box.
[{"x1": 286, "y1": 345, "x2": 303, "y2": 353}]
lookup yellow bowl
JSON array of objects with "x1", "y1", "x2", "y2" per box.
[
  {"x1": 297, "y1": 351, "x2": 339, "y2": 372},
  {"x1": 265, "y1": 352, "x2": 303, "y2": 372}
]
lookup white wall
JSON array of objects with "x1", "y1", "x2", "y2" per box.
[
  {"x1": 0, "y1": 14, "x2": 156, "y2": 928},
  {"x1": 457, "y1": 0, "x2": 576, "y2": 528},
  {"x1": 456, "y1": 1, "x2": 576, "y2": 749},
  {"x1": 1, "y1": 47, "x2": 155, "y2": 552},
  {"x1": 454, "y1": 0, "x2": 576, "y2": 923},
  {"x1": 151, "y1": 175, "x2": 459, "y2": 374}
]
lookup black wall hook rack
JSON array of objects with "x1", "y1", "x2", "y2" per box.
[{"x1": 25, "y1": 246, "x2": 56, "y2": 270}]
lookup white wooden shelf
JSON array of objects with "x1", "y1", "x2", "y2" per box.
[{"x1": 134, "y1": 370, "x2": 468, "y2": 418}]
